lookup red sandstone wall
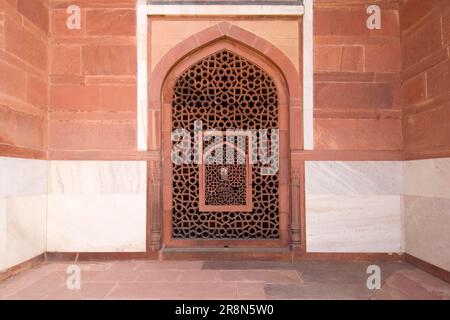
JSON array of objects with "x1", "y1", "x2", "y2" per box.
[
  {"x1": 45, "y1": 0, "x2": 406, "y2": 158},
  {"x1": 0, "y1": 0, "x2": 49, "y2": 158},
  {"x1": 48, "y1": 0, "x2": 137, "y2": 159},
  {"x1": 314, "y1": 0, "x2": 403, "y2": 153},
  {"x1": 6, "y1": 1, "x2": 446, "y2": 161},
  {"x1": 401, "y1": 0, "x2": 450, "y2": 159}
]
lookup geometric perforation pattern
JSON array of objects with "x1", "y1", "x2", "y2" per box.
[
  {"x1": 172, "y1": 50, "x2": 279, "y2": 239},
  {"x1": 205, "y1": 163, "x2": 247, "y2": 206}
]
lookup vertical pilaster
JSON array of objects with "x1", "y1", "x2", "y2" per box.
[
  {"x1": 147, "y1": 159, "x2": 161, "y2": 251},
  {"x1": 290, "y1": 162, "x2": 303, "y2": 251}
]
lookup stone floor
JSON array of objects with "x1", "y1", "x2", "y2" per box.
[{"x1": 0, "y1": 260, "x2": 449, "y2": 300}]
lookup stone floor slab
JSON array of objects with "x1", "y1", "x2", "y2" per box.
[
  {"x1": 0, "y1": 260, "x2": 448, "y2": 300},
  {"x1": 105, "y1": 282, "x2": 237, "y2": 300},
  {"x1": 220, "y1": 270, "x2": 302, "y2": 283}
]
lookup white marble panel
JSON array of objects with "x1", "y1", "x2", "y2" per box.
[
  {"x1": 306, "y1": 195, "x2": 404, "y2": 253},
  {"x1": 0, "y1": 199, "x2": 6, "y2": 271},
  {"x1": 146, "y1": 4, "x2": 304, "y2": 16},
  {"x1": 403, "y1": 159, "x2": 435, "y2": 198},
  {"x1": 137, "y1": 0, "x2": 148, "y2": 151},
  {"x1": 303, "y1": 0, "x2": 313, "y2": 150},
  {"x1": 434, "y1": 158, "x2": 450, "y2": 199},
  {"x1": 404, "y1": 158, "x2": 450, "y2": 199},
  {"x1": 0, "y1": 157, "x2": 47, "y2": 198},
  {"x1": 404, "y1": 196, "x2": 450, "y2": 271},
  {"x1": 48, "y1": 161, "x2": 146, "y2": 195},
  {"x1": 306, "y1": 161, "x2": 403, "y2": 195},
  {"x1": 47, "y1": 194, "x2": 146, "y2": 252},
  {"x1": 4, "y1": 195, "x2": 47, "y2": 270}
]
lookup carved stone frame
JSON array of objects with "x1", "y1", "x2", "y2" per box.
[
  {"x1": 198, "y1": 130, "x2": 253, "y2": 213},
  {"x1": 147, "y1": 22, "x2": 303, "y2": 252}
]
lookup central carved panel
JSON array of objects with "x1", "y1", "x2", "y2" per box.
[
  {"x1": 171, "y1": 50, "x2": 279, "y2": 240},
  {"x1": 205, "y1": 164, "x2": 247, "y2": 206},
  {"x1": 199, "y1": 133, "x2": 253, "y2": 212}
]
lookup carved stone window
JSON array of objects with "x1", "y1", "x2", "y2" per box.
[{"x1": 171, "y1": 49, "x2": 279, "y2": 240}]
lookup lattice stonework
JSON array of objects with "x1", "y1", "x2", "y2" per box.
[
  {"x1": 199, "y1": 135, "x2": 253, "y2": 212},
  {"x1": 172, "y1": 50, "x2": 279, "y2": 240},
  {"x1": 205, "y1": 164, "x2": 247, "y2": 206}
]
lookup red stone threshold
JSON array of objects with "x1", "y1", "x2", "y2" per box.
[
  {"x1": 160, "y1": 248, "x2": 292, "y2": 262},
  {"x1": 405, "y1": 254, "x2": 450, "y2": 284},
  {"x1": 154, "y1": 249, "x2": 404, "y2": 263}
]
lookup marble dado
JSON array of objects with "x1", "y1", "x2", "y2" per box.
[
  {"x1": 0, "y1": 158, "x2": 47, "y2": 198},
  {"x1": 404, "y1": 196, "x2": 450, "y2": 271},
  {"x1": 2, "y1": 157, "x2": 449, "y2": 268},
  {"x1": 305, "y1": 161, "x2": 404, "y2": 253},
  {"x1": 0, "y1": 158, "x2": 48, "y2": 271},
  {"x1": 306, "y1": 161, "x2": 403, "y2": 195},
  {"x1": 404, "y1": 158, "x2": 450, "y2": 272},
  {"x1": 404, "y1": 158, "x2": 450, "y2": 199},
  {"x1": 1, "y1": 158, "x2": 148, "y2": 271},
  {"x1": 47, "y1": 194, "x2": 146, "y2": 252},
  {"x1": 0, "y1": 199, "x2": 6, "y2": 271},
  {"x1": 46, "y1": 161, "x2": 148, "y2": 253},
  {"x1": 2, "y1": 196, "x2": 47, "y2": 270},
  {"x1": 305, "y1": 159, "x2": 450, "y2": 269},
  {"x1": 306, "y1": 195, "x2": 403, "y2": 253},
  {"x1": 48, "y1": 161, "x2": 146, "y2": 195}
]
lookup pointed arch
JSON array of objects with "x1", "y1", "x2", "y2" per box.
[
  {"x1": 152, "y1": 23, "x2": 301, "y2": 248},
  {"x1": 148, "y1": 22, "x2": 302, "y2": 150}
]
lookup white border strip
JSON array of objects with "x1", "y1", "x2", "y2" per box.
[
  {"x1": 137, "y1": 3, "x2": 313, "y2": 151},
  {"x1": 303, "y1": 0, "x2": 314, "y2": 150},
  {"x1": 137, "y1": 0, "x2": 148, "y2": 151},
  {"x1": 146, "y1": 5, "x2": 304, "y2": 16}
]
